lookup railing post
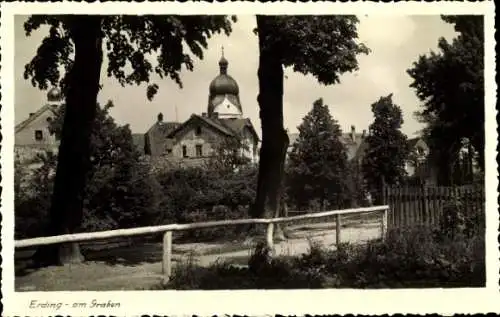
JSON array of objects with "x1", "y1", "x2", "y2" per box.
[
  {"x1": 162, "y1": 230, "x2": 173, "y2": 283},
  {"x1": 335, "y1": 214, "x2": 341, "y2": 245},
  {"x1": 266, "y1": 222, "x2": 274, "y2": 251},
  {"x1": 381, "y1": 207, "x2": 388, "y2": 241}
]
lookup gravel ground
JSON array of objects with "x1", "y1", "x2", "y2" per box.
[{"x1": 15, "y1": 221, "x2": 381, "y2": 291}]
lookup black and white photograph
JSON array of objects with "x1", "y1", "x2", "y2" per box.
[{"x1": 1, "y1": 2, "x2": 497, "y2": 316}]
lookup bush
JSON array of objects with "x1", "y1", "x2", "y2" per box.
[
  {"x1": 14, "y1": 155, "x2": 54, "y2": 239},
  {"x1": 15, "y1": 152, "x2": 163, "y2": 237},
  {"x1": 158, "y1": 224, "x2": 485, "y2": 290},
  {"x1": 82, "y1": 161, "x2": 163, "y2": 231},
  {"x1": 155, "y1": 165, "x2": 258, "y2": 242},
  {"x1": 15, "y1": 102, "x2": 164, "y2": 238},
  {"x1": 162, "y1": 242, "x2": 326, "y2": 290}
]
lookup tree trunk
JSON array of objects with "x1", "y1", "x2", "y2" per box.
[
  {"x1": 250, "y1": 16, "x2": 290, "y2": 240},
  {"x1": 33, "y1": 16, "x2": 103, "y2": 266}
]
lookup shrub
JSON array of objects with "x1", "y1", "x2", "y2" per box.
[
  {"x1": 14, "y1": 154, "x2": 55, "y2": 239},
  {"x1": 81, "y1": 161, "x2": 163, "y2": 231},
  {"x1": 440, "y1": 194, "x2": 466, "y2": 239},
  {"x1": 155, "y1": 165, "x2": 258, "y2": 242},
  {"x1": 15, "y1": 151, "x2": 162, "y2": 237},
  {"x1": 163, "y1": 242, "x2": 326, "y2": 290},
  {"x1": 157, "y1": 224, "x2": 484, "y2": 290},
  {"x1": 15, "y1": 102, "x2": 164, "y2": 237}
]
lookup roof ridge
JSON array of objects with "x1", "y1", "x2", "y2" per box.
[{"x1": 15, "y1": 104, "x2": 56, "y2": 133}]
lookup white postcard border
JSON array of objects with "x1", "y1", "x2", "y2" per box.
[{"x1": 1, "y1": 1, "x2": 498, "y2": 316}]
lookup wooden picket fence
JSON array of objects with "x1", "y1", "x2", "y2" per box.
[{"x1": 383, "y1": 184, "x2": 485, "y2": 229}]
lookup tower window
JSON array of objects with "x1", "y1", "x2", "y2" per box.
[
  {"x1": 182, "y1": 145, "x2": 188, "y2": 158},
  {"x1": 35, "y1": 130, "x2": 43, "y2": 141},
  {"x1": 196, "y1": 145, "x2": 203, "y2": 157},
  {"x1": 195, "y1": 126, "x2": 202, "y2": 136}
]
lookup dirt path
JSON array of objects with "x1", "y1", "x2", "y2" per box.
[{"x1": 15, "y1": 222, "x2": 381, "y2": 291}]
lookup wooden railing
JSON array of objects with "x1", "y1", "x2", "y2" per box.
[{"x1": 15, "y1": 205, "x2": 389, "y2": 282}]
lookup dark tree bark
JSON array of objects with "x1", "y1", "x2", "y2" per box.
[
  {"x1": 34, "y1": 16, "x2": 103, "y2": 266},
  {"x1": 250, "y1": 16, "x2": 290, "y2": 239}
]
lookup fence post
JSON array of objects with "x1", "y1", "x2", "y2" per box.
[
  {"x1": 162, "y1": 230, "x2": 173, "y2": 283},
  {"x1": 336, "y1": 214, "x2": 342, "y2": 245},
  {"x1": 266, "y1": 222, "x2": 274, "y2": 251},
  {"x1": 421, "y1": 182, "x2": 428, "y2": 225},
  {"x1": 381, "y1": 207, "x2": 388, "y2": 240}
]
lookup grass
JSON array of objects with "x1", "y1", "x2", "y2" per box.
[{"x1": 157, "y1": 225, "x2": 485, "y2": 290}]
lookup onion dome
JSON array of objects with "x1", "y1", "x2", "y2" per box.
[
  {"x1": 209, "y1": 56, "x2": 239, "y2": 96},
  {"x1": 47, "y1": 87, "x2": 63, "y2": 102},
  {"x1": 207, "y1": 48, "x2": 243, "y2": 117}
]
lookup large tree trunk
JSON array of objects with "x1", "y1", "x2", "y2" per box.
[
  {"x1": 33, "y1": 16, "x2": 103, "y2": 266},
  {"x1": 250, "y1": 16, "x2": 290, "y2": 241}
]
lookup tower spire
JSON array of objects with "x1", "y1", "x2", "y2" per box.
[{"x1": 218, "y1": 45, "x2": 228, "y2": 75}]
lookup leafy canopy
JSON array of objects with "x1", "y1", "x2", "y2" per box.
[
  {"x1": 256, "y1": 16, "x2": 370, "y2": 85},
  {"x1": 406, "y1": 15, "x2": 484, "y2": 170},
  {"x1": 362, "y1": 94, "x2": 409, "y2": 190},
  {"x1": 24, "y1": 15, "x2": 237, "y2": 99},
  {"x1": 287, "y1": 98, "x2": 351, "y2": 210},
  {"x1": 49, "y1": 101, "x2": 161, "y2": 230}
]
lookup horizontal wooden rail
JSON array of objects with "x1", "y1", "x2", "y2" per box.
[
  {"x1": 15, "y1": 205, "x2": 389, "y2": 283},
  {"x1": 15, "y1": 205, "x2": 389, "y2": 249}
]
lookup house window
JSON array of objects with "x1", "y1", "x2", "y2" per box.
[
  {"x1": 195, "y1": 126, "x2": 202, "y2": 136},
  {"x1": 34, "y1": 130, "x2": 43, "y2": 141},
  {"x1": 182, "y1": 145, "x2": 188, "y2": 158},
  {"x1": 196, "y1": 145, "x2": 203, "y2": 157}
]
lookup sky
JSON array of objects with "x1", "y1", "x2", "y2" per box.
[{"x1": 14, "y1": 15, "x2": 458, "y2": 138}]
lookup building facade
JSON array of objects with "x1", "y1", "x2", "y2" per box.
[
  {"x1": 136, "y1": 52, "x2": 260, "y2": 166},
  {"x1": 287, "y1": 125, "x2": 368, "y2": 163},
  {"x1": 15, "y1": 87, "x2": 63, "y2": 164}
]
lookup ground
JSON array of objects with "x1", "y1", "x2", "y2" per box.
[{"x1": 15, "y1": 219, "x2": 381, "y2": 291}]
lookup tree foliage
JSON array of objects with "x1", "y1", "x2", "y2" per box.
[
  {"x1": 407, "y1": 15, "x2": 484, "y2": 184},
  {"x1": 207, "y1": 137, "x2": 252, "y2": 172},
  {"x1": 287, "y1": 98, "x2": 351, "y2": 210},
  {"x1": 23, "y1": 14, "x2": 236, "y2": 264},
  {"x1": 362, "y1": 94, "x2": 409, "y2": 194},
  {"x1": 251, "y1": 15, "x2": 369, "y2": 220},
  {"x1": 15, "y1": 102, "x2": 162, "y2": 238},
  {"x1": 24, "y1": 15, "x2": 237, "y2": 99}
]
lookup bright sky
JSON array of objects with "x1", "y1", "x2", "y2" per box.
[{"x1": 14, "y1": 15, "x2": 457, "y2": 138}]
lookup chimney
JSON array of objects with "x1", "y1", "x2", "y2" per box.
[
  {"x1": 202, "y1": 112, "x2": 207, "y2": 118},
  {"x1": 362, "y1": 129, "x2": 366, "y2": 138},
  {"x1": 29, "y1": 113, "x2": 35, "y2": 117},
  {"x1": 213, "y1": 112, "x2": 219, "y2": 119},
  {"x1": 157, "y1": 112, "x2": 164, "y2": 123},
  {"x1": 351, "y1": 125, "x2": 355, "y2": 141}
]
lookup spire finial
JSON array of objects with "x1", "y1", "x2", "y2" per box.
[{"x1": 218, "y1": 46, "x2": 228, "y2": 74}]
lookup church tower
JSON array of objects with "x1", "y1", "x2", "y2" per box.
[{"x1": 207, "y1": 47, "x2": 243, "y2": 119}]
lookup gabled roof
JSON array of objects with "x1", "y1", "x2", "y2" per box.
[
  {"x1": 15, "y1": 104, "x2": 58, "y2": 133},
  {"x1": 146, "y1": 121, "x2": 181, "y2": 136},
  {"x1": 218, "y1": 117, "x2": 260, "y2": 142},
  {"x1": 167, "y1": 114, "x2": 237, "y2": 139}
]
